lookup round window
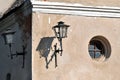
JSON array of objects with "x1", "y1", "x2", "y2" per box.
[{"x1": 88, "y1": 36, "x2": 111, "y2": 61}]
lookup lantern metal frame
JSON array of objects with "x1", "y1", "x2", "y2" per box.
[
  {"x1": 52, "y1": 21, "x2": 69, "y2": 56},
  {"x1": 52, "y1": 21, "x2": 69, "y2": 39},
  {"x1": 2, "y1": 29, "x2": 27, "y2": 68},
  {"x1": 11, "y1": 45, "x2": 27, "y2": 68},
  {"x1": 45, "y1": 21, "x2": 70, "y2": 68},
  {"x1": 2, "y1": 29, "x2": 16, "y2": 59}
]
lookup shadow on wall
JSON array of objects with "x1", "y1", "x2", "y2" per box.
[{"x1": 36, "y1": 37, "x2": 55, "y2": 68}]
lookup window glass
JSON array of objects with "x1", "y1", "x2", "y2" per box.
[{"x1": 88, "y1": 36, "x2": 111, "y2": 61}]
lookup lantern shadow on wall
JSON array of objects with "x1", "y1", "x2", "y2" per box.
[
  {"x1": 36, "y1": 37, "x2": 55, "y2": 68},
  {"x1": 36, "y1": 21, "x2": 70, "y2": 68},
  {"x1": 2, "y1": 29, "x2": 27, "y2": 68}
]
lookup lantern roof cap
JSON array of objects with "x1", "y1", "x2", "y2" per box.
[
  {"x1": 2, "y1": 29, "x2": 15, "y2": 35},
  {"x1": 53, "y1": 21, "x2": 69, "y2": 28}
]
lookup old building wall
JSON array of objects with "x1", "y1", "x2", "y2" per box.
[
  {"x1": 32, "y1": 13, "x2": 120, "y2": 80},
  {"x1": 34, "y1": 0, "x2": 120, "y2": 7},
  {"x1": 0, "y1": 25, "x2": 31, "y2": 80},
  {"x1": 0, "y1": 1, "x2": 32, "y2": 80}
]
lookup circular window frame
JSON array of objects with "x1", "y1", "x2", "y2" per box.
[{"x1": 88, "y1": 36, "x2": 111, "y2": 61}]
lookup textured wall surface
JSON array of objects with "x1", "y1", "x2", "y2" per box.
[
  {"x1": 32, "y1": 13, "x2": 120, "y2": 80},
  {"x1": 0, "y1": 25, "x2": 31, "y2": 80},
  {"x1": 0, "y1": 1, "x2": 32, "y2": 79},
  {"x1": 35, "y1": 0, "x2": 120, "y2": 7}
]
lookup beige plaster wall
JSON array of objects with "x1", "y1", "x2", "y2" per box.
[
  {"x1": 32, "y1": 13, "x2": 120, "y2": 80},
  {"x1": 35, "y1": 0, "x2": 120, "y2": 7}
]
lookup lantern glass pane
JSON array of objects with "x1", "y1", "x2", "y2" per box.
[
  {"x1": 53, "y1": 28, "x2": 59, "y2": 38},
  {"x1": 6, "y1": 34, "x2": 13, "y2": 44},
  {"x1": 60, "y1": 26, "x2": 67, "y2": 38},
  {"x1": 59, "y1": 26, "x2": 63, "y2": 38},
  {"x1": 63, "y1": 27, "x2": 67, "y2": 38},
  {"x1": 56, "y1": 28, "x2": 59, "y2": 38}
]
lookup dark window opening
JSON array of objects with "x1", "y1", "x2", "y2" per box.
[
  {"x1": 89, "y1": 40, "x2": 105, "y2": 58},
  {"x1": 6, "y1": 73, "x2": 11, "y2": 80},
  {"x1": 88, "y1": 36, "x2": 111, "y2": 61}
]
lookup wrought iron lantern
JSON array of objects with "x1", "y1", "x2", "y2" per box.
[
  {"x1": 39, "y1": 21, "x2": 70, "y2": 68},
  {"x1": 52, "y1": 21, "x2": 69, "y2": 56},
  {"x1": 2, "y1": 29, "x2": 27, "y2": 68},
  {"x1": 2, "y1": 29, "x2": 15, "y2": 59},
  {"x1": 2, "y1": 29, "x2": 15, "y2": 45},
  {"x1": 52, "y1": 21, "x2": 69, "y2": 40}
]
